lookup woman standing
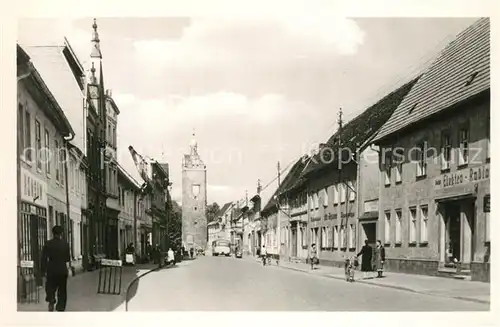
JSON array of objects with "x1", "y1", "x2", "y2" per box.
[
  {"x1": 374, "y1": 240, "x2": 386, "y2": 278},
  {"x1": 309, "y1": 243, "x2": 318, "y2": 270},
  {"x1": 356, "y1": 240, "x2": 373, "y2": 279}
]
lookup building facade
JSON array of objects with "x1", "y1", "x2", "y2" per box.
[
  {"x1": 104, "y1": 91, "x2": 120, "y2": 259},
  {"x1": 150, "y1": 162, "x2": 170, "y2": 250},
  {"x1": 182, "y1": 135, "x2": 208, "y2": 251},
  {"x1": 17, "y1": 44, "x2": 75, "y2": 290},
  {"x1": 84, "y1": 19, "x2": 108, "y2": 268},
  {"x1": 23, "y1": 38, "x2": 89, "y2": 272},
  {"x1": 117, "y1": 163, "x2": 141, "y2": 259},
  {"x1": 373, "y1": 18, "x2": 490, "y2": 282}
]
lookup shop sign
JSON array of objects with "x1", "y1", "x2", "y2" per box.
[
  {"x1": 20, "y1": 260, "x2": 34, "y2": 268},
  {"x1": 341, "y1": 212, "x2": 355, "y2": 218},
  {"x1": 434, "y1": 164, "x2": 489, "y2": 189},
  {"x1": 100, "y1": 259, "x2": 122, "y2": 267},
  {"x1": 20, "y1": 167, "x2": 48, "y2": 207}
]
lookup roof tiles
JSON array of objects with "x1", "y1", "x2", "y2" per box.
[{"x1": 374, "y1": 18, "x2": 490, "y2": 142}]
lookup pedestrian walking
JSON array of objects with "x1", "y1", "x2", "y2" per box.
[
  {"x1": 189, "y1": 247, "x2": 194, "y2": 259},
  {"x1": 41, "y1": 225, "x2": 72, "y2": 312},
  {"x1": 167, "y1": 247, "x2": 175, "y2": 266},
  {"x1": 309, "y1": 243, "x2": 318, "y2": 270},
  {"x1": 356, "y1": 240, "x2": 373, "y2": 279},
  {"x1": 261, "y1": 245, "x2": 268, "y2": 266},
  {"x1": 374, "y1": 240, "x2": 386, "y2": 278}
]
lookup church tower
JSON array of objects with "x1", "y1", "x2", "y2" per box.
[{"x1": 181, "y1": 131, "x2": 207, "y2": 250}]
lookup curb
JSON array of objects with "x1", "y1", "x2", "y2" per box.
[
  {"x1": 251, "y1": 258, "x2": 490, "y2": 306},
  {"x1": 124, "y1": 264, "x2": 166, "y2": 311}
]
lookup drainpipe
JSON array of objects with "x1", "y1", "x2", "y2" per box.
[{"x1": 64, "y1": 133, "x2": 75, "y2": 272}]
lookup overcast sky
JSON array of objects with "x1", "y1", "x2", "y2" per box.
[{"x1": 18, "y1": 16, "x2": 477, "y2": 207}]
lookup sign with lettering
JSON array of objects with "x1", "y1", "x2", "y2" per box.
[
  {"x1": 434, "y1": 164, "x2": 489, "y2": 189},
  {"x1": 20, "y1": 167, "x2": 48, "y2": 207},
  {"x1": 324, "y1": 213, "x2": 337, "y2": 220},
  {"x1": 364, "y1": 200, "x2": 379, "y2": 213},
  {"x1": 20, "y1": 260, "x2": 34, "y2": 268},
  {"x1": 484, "y1": 194, "x2": 490, "y2": 213},
  {"x1": 341, "y1": 212, "x2": 355, "y2": 219},
  {"x1": 100, "y1": 259, "x2": 122, "y2": 267}
]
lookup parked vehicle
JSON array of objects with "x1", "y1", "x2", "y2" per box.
[{"x1": 212, "y1": 239, "x2": 231, "y2": 256}]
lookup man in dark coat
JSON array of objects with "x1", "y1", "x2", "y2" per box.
[
  {"x1": 356, "y1": 239, "x2": 373, "y2": 279},
  {"x1": 41, "y1": 225, "x2": 72, "y2": 311}
]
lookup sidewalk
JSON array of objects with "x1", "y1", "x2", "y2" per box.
[
  {"x1": 17, "y1": 263, "x2": 158, "y2": 312},
  {"x1": 241, "y1": 255, "x2": 490, "y2": 305}
]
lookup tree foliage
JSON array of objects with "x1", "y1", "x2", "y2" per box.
[
  {"x1": 206, "y1": 202, "x2": 220, "y2": 223},
  {"x1": 167, "y1": 200, "x2": 182, "y2": 249}
]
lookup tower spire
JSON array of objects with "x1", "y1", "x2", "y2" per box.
[{"x1": 90, "y1": 18, "x2": 102, "y2": 59}]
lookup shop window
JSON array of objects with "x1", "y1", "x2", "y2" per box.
[
  {"x1": 333, "y1": 226, "x2": 339, "y2": 249},
  {"x1": 339, "y1": 183, "x2": 346, "y2": 203},
  {"x1": 348, "y1": 224, "x2": 355, "y2": 249},
  {"x1": 323, "y1": 188, "x2": 328, "y2": 207}
]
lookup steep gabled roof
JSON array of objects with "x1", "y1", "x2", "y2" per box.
[
  {"x1": 217, "y1": 202, "x2": 233, "y2": 217},
  {"x1": 23, "y1": 44, "x2": 86, "y2": 152},
  {"x1": 261, "y1": 157, "x2": 308, "y2": 215},
  {"x1": 374, "y1": 18, "x2": 490, "y2": 143},
  {"x1": 302, "y1": 77, "x2": 419, "y2": 176}
]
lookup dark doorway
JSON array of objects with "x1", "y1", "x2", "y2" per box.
[
  {"x1": 446, "y1": 203, "x2": 461, "y2": 262},
  {"x1": 361, "y1": 222, "x2": 376, "y2": 247}
]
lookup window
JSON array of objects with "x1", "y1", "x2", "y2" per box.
[
  {"x1": 55, "y1": 140, "x2": 60, "y2": 182},
  {"x1": 347, "y1": 181, "x2": 356, "y2": 201},
  {"x1": 384, "y1": 149, "x2": 392, "y2": 185},
  {"x1": 60, "y1": 146, "x2": 65, "y2": 186},
  {"x1": 24, "y1": 110, "x2": 32, "y2": 161},
  {"x1": 334, "y1": 226, "x2": 339, "y2": 248},
  {"x1": 340, "y1": 183, "x2": 346, "y2": 203},
  {"x1": 321, "y1": 227, "x2": 327, "y2": 249},
  {"x1": 192, "y1": 184, "x2": 200, "y2": 198},
  {"x1": 348, "y1": 224, "x2": 355, "y2": 248},
  {"x1": 420, "y1": 205, "x2": 428, "y2": 243},
  {"x1": 333, "y1": 185, "x2": 339, "y2": 205},
  {"x1": 441, "y1": 131, "x2": 452, "y2": 170},
  {"x1": 323, "y1": 188, "x2": 328, "y2": 206},
  {"x1": 409, "y1": 207, "x2": 417, "y2": 243},
  {"x1": 18, "y1": 104, "x2": 24, "y2": 154},
  {"x1": 384, "y1": 211, "x2": 391, "y2": 244},
  {"x1": 340, "y1": 226, "x2": 345, "y2": 248},
  {"x1": 313, "y1": 192, "x2": 319, "y2": 209},
  {"x1": 113, "y1": 126, "x2": 116, "y2": 147},
  {"x1": 416, "y1": 142, "x2": 427, "y2": 177},
  {"x1": 458, "y1": 126, "x2": 469, "y2": 166},
  {"x1": 44, "y1": 129, "x2": 50, "y2": 175},
  {"x1": 35, "y1": 120, "x2": 42, "y2": 170},
  {"x1": 395, "y1": 210, "x2": 402, "y2": 244},
  {"x1": 107, "y1": 123, "x2": 111, "y2": 143}
]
